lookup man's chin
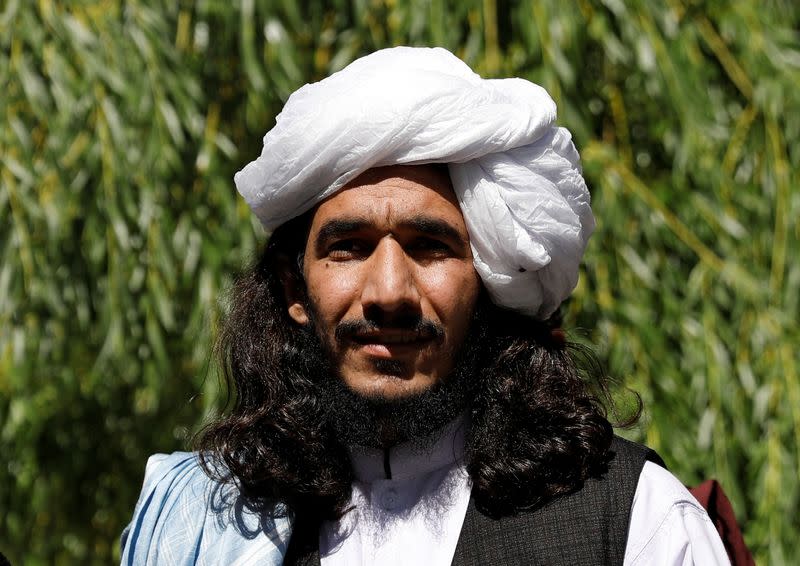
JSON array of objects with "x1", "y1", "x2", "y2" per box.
[
  {"x1": 321, "y1": 370, "x2": 471, "y2": 448},
  {"x1": 370, "y1": 357, "x2": 414, "y2": 379}
]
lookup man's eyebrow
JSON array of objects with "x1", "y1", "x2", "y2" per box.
[
  {"x1": 314, "y1": 215, "x2": 468, "y2": 246},
  {"x1": 315, "y1": 218, "x2": 370, "y2": 244}
]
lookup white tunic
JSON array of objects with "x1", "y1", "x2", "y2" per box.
[{"x1": 319, "y1": 420, "x2": 731, "y2": 565}]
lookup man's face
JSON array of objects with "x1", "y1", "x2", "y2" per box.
[{"x1": 286, "y1": 164, "x2": 481, "y2": 402}]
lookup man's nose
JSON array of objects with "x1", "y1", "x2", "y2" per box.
[{"x1": 360, "y1": 238, "x2": 421, "y2": 315}]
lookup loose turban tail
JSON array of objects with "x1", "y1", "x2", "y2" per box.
[{"x1": 234, "y1": 46, "x2": 594, "y2": 319}]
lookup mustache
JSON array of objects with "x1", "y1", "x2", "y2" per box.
[{"x1": 334, "y1": 316, "x2": 446, "y2": 343}]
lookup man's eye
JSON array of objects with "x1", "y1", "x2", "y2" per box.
[
  {"x1": 408, "y1": 238, "x2": 452, "y2": 256},
  {"x1": 327, "y1": 239, "x2": 367, "y2": 259}
]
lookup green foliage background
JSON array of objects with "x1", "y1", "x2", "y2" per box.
[{"x1": 1, "y1": 0, "x2": 798, "y2": 563}]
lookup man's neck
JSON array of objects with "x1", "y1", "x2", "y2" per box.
[{"x1": 348, "y1": 414, "x2": 468, "y2": 482}]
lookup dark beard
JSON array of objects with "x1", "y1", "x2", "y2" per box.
[{"x1": 297, "y1": 304, "x2": 488, "y2": 449}]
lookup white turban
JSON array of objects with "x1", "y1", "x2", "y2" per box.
[{"x1": 235, "y1": 46, "x2": 594, "y2": 319}]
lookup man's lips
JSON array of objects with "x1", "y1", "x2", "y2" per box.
[
  {"x1": 349, "y1": 331, "x2": 436, "y2": 358},
  {"x1": 351, "y1": 331, "x2": 432, "y2": 344},
  {"x1": 335, "y1": 317, "x2": 446, "y2": 360}
]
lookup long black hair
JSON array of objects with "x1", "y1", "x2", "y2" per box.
[{"x1": 195, "y1": 211, "x2": 636, "y2": 529}]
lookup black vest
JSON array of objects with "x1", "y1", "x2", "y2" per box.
[{"x1": 288, "y1": 436, "x2": 663, "y2": 566}]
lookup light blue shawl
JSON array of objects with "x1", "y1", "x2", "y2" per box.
[{"x1": 120, "y1": 452, "x2": 292, "y2": 565}]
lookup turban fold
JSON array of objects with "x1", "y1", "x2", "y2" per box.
[{"x1": 235, "y1": 46, "x2": 594, "y2": 319}]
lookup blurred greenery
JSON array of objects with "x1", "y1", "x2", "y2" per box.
[{"x1": 1, "y1": 0, "x2": 797, "y2": 564}]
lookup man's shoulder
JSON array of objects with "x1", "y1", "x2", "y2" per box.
[
  {"x1": 612, "y1": 439, "x2": 732, "y2": 565},
  {"x1": 632, "y1": 459, "x2": 703, "y2": 516},
  {"x1": 120, "y1": 451, "x2": 291, "y2": 566},
  {"x1": 138, "y1": 451, "x2": 210, "y2": 503},
  {"x1": 625, "y1": 461, "x2": 731, "y2": 565},
  {"x1": 607, "y1": 436, "x2": 713, "y2": 523}
]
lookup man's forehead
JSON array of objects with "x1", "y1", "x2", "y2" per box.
[
  {"x1": 340, "y1": 164, "x2": 456, "y2": 203},
  {"x1": 343, "y1": 163, "x2": 452, "y2": 188},
  {"x1": 309, "y1": 164, "x2": 466, "y2": 231}
]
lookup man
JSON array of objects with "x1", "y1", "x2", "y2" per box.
[{"x1": 122, "y1": 47, "x2": 729, "y2": 565}]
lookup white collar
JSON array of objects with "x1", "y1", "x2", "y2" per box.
[{"x1": 348, "y1": 417, "x2": 468, "y2": 482}]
